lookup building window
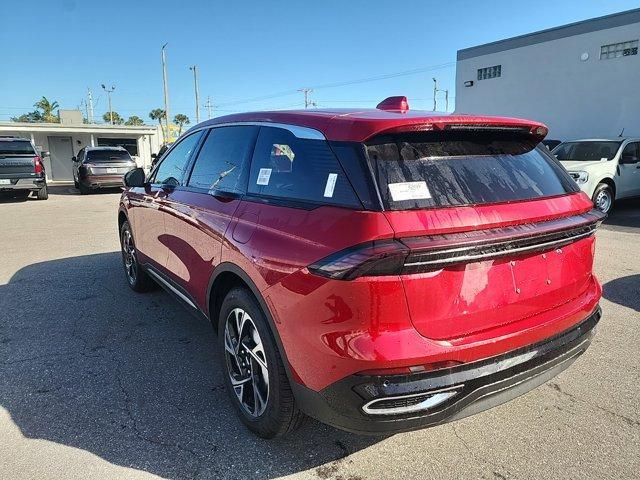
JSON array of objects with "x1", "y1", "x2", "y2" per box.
[
  {"x1": 600, "y1": 40, "x2": 638, "y2": 59},
  {"x1": 97, "y1": 137, "x2": 139, "y2": 156},
  {"x1": 477, "y1": 65, "x2": 501, "y2": 81}
]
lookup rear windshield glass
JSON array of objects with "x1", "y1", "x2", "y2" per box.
[
  {"x1": 85, "y1": 150, "x2": 132, "y2": 162},
  {"x1": 0, "y1": 140, "x2": 35, "y2": 155},
  {"x1": 552, "y1": 141, "x2": 621, "y2": 161},
  {"x1": 365, "y1": 131, "x2": 577, "y2": 210}
]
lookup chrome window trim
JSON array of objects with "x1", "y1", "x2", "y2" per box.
[{"x1": 188, "y1": 122, "x2": 326, "y2": 140}]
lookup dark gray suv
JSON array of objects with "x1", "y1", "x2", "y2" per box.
[
  {"x1": 72, "y1": 146, "x2": 137, "y2": 194},
  {"x1": 0, "y1": 136, "x2": 48, "y2": 200}
]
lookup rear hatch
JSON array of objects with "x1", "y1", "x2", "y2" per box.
[
  {"x1": 85, "y1": 149, "x2": 135, "y2": 175},
  {"x1": 0, "y1": 139, "x2": 38, "y2": 178},
  {"x1": 364, "y1": 127, "x2": 600, "y2": 340}
]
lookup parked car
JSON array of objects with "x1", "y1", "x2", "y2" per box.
[
  {"x1": 552, "y1": 138, "x2": 640, "y2": 213},
  {"x1": 541, "y1": 139, "x2": 562, "y2": 150},
  {"x1": 72, "y1": 146, "x2": 137, "y2": 194},
  {"x1": 118, "y1": 97, "x2": 603, "y2": 438},
  {"x1": 0, "y1": 136, "x2": 48, "y2": 200}
]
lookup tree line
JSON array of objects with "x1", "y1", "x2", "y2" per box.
[{"x1": 11, "y1": 96, "x2": 191, "y2": 134}]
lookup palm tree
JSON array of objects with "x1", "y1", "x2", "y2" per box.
[
  {"x1": 173, "y1": 114, "x2": 190, "y2": 136},
  {"x1": 125, "y1": 115, "x2": 144, "y2": 126},
  {"x1": 102, "y1": 111, "x2": 124, "y2": 125},
  {"x1": 149, "y1": 108, "x2": 166, "y2": 140},
  {"x1": 34, "y1": 96, "x2": 59, "y2": 123}
]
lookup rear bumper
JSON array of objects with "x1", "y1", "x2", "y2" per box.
[
  {"x1": 0, "y1": 177, "x2": 46, "y2": 191},
  {"x1": 80, "y1": 175, "x2": 125, "y2": 188},
  {"x1": 292, "y1": 306, "x2": 600, "y2": 435}
]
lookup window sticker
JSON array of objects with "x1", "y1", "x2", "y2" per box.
[
  {"x1": 323, "y1": 173, "x2": 338, "y2": 198},
  {"x1": 256, "y1": 168, "x2": 272, "y2": 185},
  {"x1": 388, "y1": 181, "x2": 432, "y2": 201}
]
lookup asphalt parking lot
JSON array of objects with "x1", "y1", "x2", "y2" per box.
[{"x1": 0, "y1": 186, "x2": 638, "y2": 480}]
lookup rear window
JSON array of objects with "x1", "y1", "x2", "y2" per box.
[
  {"x1": 552, "y1": 141, "x2": 622, "y2": 161},
  {"x1": 248, "y1": 127, "x2": 360, "y2": 208},
  {"x1": 0, "y1": 140, "x2": 35, "y2": 155},
  {"x1": 366, "y1": 131, "x2": 577, "y2": 210},
  {"x1": 85, "y1": 150, "x2": 132, "y2": 162}
]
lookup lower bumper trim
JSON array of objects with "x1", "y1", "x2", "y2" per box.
[{"x1": 292, "y1": 306, "x2": 600, "y2": 435}]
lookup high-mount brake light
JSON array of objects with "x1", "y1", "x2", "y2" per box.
[
  {"x1": 307, "y1": 211, "x2": 605, "y2": 280},
  {"x1": 376, "y1": 96, "x2": 410, "y2": 112}
]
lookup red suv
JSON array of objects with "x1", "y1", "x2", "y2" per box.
[{"x1": 119, "y1": 97, "x2": 603, "y2": 438}]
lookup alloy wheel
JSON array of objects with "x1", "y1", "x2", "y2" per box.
[
  {"x1": 224, "y1": 308, "x2": 269, "y2": 418},
  {"x1": 122, "y1": 229, "x2": 137, "y2": 284}
]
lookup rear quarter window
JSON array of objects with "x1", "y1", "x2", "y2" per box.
[
  {"x1": 248, "y1": 127, "x2": 361, "y2": 208},
  {"x1": 366, "y1": 131, "x2": 577, "y2": 210}
]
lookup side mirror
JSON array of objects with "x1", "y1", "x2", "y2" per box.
[
  {"x1": 124, "y1": 167, "x2": 146, "y2": 188},
  {"x1": 71, "y1": 156, "x2": 77, "y2": 162},
  {"x1": 41, "y1": 151, "x2": 50, "y2": 158},
  {"x1": 151, "y1": 153, "x2": 157, "y2": 159},
  {"x1": 620, "y1": 154, "x2": 639, "y2": 164}
]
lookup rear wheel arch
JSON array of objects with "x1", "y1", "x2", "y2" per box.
[{"x1": 207, "y1": 263, "x2": 298, "y2": 384}]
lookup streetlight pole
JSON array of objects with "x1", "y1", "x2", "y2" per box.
[
  {"x1": 101, "y1": 84, "x2": 115, "y2": 124},
  {"x1": 432, "y1": 78, "x2": 437, "y2": 111},
  {"x1": 161, "y1": 43, "x2": 170, "y2": 142},
  {"x1": 190, "y1": 65, "x2": 201, "y2": 123}
]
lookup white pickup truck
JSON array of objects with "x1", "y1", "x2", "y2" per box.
[{"x1": 552, "y1": 138, "x2": 640, "y2": 213}]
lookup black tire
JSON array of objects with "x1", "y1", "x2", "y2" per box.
[
  {"x1": 36, "y1": 184, "x2": 48, "y2": 200},
  {"x1": 79, "y1": 183, "x2": 90, "y2": 195},
  {"x1": 218, "y1": 287, "x2": 305, "y2": 438},
  {"x1": 592, "y1": 183, "x2": 614, "y2": 214},
  {"x1": 119, "y1": 220, "x2": 156, "y2": 292},
  {"x1": 74, "y1": 180, "x2": 79, "y2": 188}
]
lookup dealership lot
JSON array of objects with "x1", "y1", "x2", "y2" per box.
[{"x1": 0, "y1": 187, "x2": 638, "y2": 480}]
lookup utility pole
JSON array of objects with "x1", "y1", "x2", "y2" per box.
[
  {"x1": 87, "y1": 88, "x2": 94, "y2": 124},
  {"x1": 161, "y1": 43, "x2": 170, "y2": 141},
  {"x1": 443, "y1": 89, "x2": 449, "y2": 112},
  {"x1": 204, "y1": 96, "x2": 213, "y2": 119},
  {"x1": 189, "y1": 65, "x2": 201, "y2": 123},
  {"x1": 298, "y1": 88, "x2": 315, "y2": 109},
  {"x1": 432, "y1": 78, "x2": 437, "y2": 111},
  {"x1": 101, "y1": 84, "x2": 115, "y2": 124}
]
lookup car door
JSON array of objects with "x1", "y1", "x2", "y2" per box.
[
  {"x1": 73, "y1": 148, "x2": 84, "y2": 181},
  {"x1": 130, "y1": 131, "x2": 204, "y2": 271},
  {"x1": 162, "y1": 125, "x2": 259, "y2": 310},
  {"x1": 617, "y1": 142, "x2": 640, "y2": 198}
]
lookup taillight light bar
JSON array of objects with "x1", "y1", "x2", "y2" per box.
[
  {"x1": 308, "y1": 210, "x2": 605, "y2": 280},
  {"x1": 33, "y1": 155, "x2": 43, "y2": 174}
]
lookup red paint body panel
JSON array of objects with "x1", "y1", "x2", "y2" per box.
[{"x1": 201, "y1": 109, "x2": 547, "y2": 143}]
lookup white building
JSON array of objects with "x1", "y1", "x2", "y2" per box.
[
  {"x1": 455, "y1": 8, "x2": 640, "y2": 140},
  {"x1": 0, "y1": 121, "x2": 161, "y2": 182}
]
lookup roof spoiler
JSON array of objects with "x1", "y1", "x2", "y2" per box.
[{"x1": 369, "y1": 120, "x2": 548, "y2": 142}]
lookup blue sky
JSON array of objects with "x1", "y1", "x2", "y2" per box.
[{"x1": 1, "y1": 0, "x2": 639, "y2": 123}]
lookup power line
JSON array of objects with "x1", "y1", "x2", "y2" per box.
[{"x1": 216, "y1": 61, "x2": 455, "y2": 108}]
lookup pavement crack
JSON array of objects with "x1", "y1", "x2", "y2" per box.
[
  {"x1": 547, "y1": 383, "x2": 639, "y2": 428},
  {"x1": 115, "y1": 369, "x2": 204, "y2": 479},
  {"x1": 452, "y1": 425, "x2": 513, "y2": 479}
]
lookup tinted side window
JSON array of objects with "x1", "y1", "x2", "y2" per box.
[
  {"x1": 621, "y1": 142, "x2": 639, "y2": 159},
  {"x1": 153, "y1": 132, "x2": 203, "y2": 186},
  {"x1": 248, "y1": 127, "x2": 360, "y2": 207},
  {"x1": 187, "y1": 126, "x2": 258, "y2": 193}
]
